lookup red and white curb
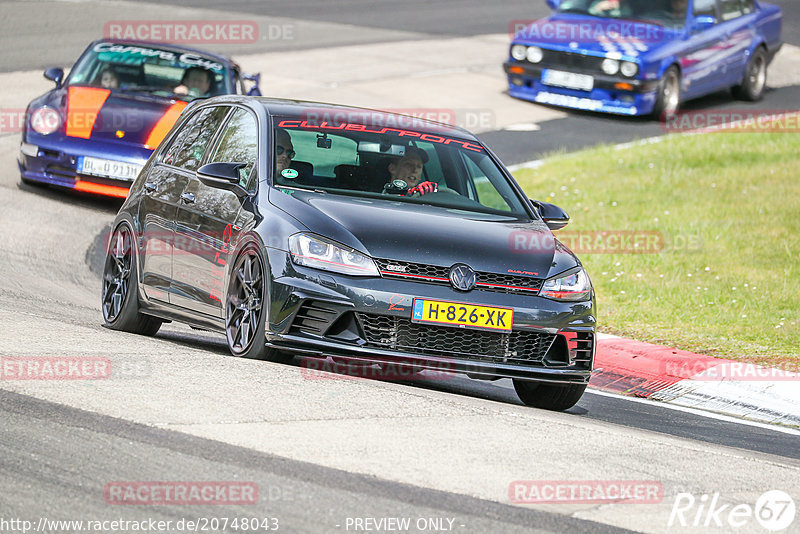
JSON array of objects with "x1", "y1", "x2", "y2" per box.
[{"x1": 590, "y1": 333, "x2": 800, "y2": 428}]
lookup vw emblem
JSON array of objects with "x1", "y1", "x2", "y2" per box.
[{"x1": 449, "y1": 264, "x2": 476, "y2": 292}]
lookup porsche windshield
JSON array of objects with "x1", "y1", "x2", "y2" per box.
[
  {"x1": 558, "y1": 0, "x2": 688, "y2": 27},
  {"x1": 66, "y1": 42, "x2": 232, "y2": 100},
  {"x1": 272, "y1": 116, "x2": 530, "y2": 218}
]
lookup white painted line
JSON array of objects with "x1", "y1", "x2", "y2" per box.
[{"x1": 585, "y1": 388, "x2": 800, "y2": 435}]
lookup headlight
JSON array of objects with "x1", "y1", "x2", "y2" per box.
[
  {"x1": 511, "y1": 44, "x2": 528, "y2": 61},
  {"x1": 29, "y1": 107, "x2": 61, "y2": 135},
  {"x1": 289, "y1": 233, "x2": 379, "y2": 277},
  {"x1": 601, "y1": 59, "x2": 620, "y2": 76},
  {"x1": 526, "y1": 46, "x2": 544, "y2": 63},
  {"x1": 540, "y1": 268, "x2": 592, "y2": 301},
  {"x1": 620, "y1": 61, "x2": 639, "y2": 77}
]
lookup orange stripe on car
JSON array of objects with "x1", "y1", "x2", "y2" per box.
[
  {"x1": 74, "y1": 180, "x2": 129, "y2": 199},
  {"x1": 144, "y1": 101, "x2": 188, "y2": 149},
  {"x1": 66, "y1": 87, "x2": 110, "y2": 139}
]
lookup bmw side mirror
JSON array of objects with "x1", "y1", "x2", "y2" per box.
[
  {"x1": 44, "y1": 67, "x2": 64, "y2": 88},
  {"x1": 243, "y1": 72, "x2": 262, "y2": 96},
  {"x1": 546, "y1": 0, "x2": 562, "y2": 10},
  {"x1": 197, "y1": 162, "x2": 250, "y2": 197},
  {"x1": 692, "y1": 15, "x2": 716, "y2": 32},
  {"x1": 531, "y1": 199, "x2": 570, "y2": 230}
]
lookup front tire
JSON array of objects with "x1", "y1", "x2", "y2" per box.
[
  {"x1": 101, "y1": 223, "x2": 162, "y2": 336},
  {"x1": 732, "y1": 47, "x2": 767, "y2": 102},
  {"x1": 513, "y1": 380, "x2": 587, "y2": 411},
  {"x1": 225, "y1": 244, "x2": 291, "y2": 362},
  {"x1": 652, "y1": 66, "x2": 681, "y2": 120}
]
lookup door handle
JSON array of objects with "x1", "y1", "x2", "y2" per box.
[
  {"x1": 181, "y1": 192, "x2": 196, "y2": 204},
  {"x1": 144, "y1": 181, "x2": 157, "y2": 193}
]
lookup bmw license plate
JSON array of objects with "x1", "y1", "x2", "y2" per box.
[
  {"x1": 412, "y1": 298, "x2": 513, "y2": 332},
  {"x1": 541, "y1": 69, "x2": 594, "y2": 92},
  {"x1": 78, "y1": 156, "x2": 143, "y2": 182}
]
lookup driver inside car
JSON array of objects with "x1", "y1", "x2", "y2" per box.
[{"x1": 387, "y1": 147, "x2": 438, "y2": 196}]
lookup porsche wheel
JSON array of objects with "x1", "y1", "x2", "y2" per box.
[
  {"x1": 513, "y1": 380, "x2": 587, "y2": 411},
  {"x1": 101, "y1": 223, "x2": 162, "y2": 335},
  {"x1": 225, "y1": 245, "x2": 291, "y2": 362},
  {"x1": 733, "y1": 47, "x2": 767, "y2": 102}
]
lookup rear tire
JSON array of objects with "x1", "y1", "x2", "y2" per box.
[
  {"x1": 652, "y1": 66, "x2": 681, "y2": 121},
  {"x1": 513, "y1": 380, "x2": 587, "y2": 411},
  {"x1": 101, "y1": 223, "x2": 162, "y2": 336},
  {"x1": 732, "y1": 47, "x2": 767, "y2": 102},
  {"x1": 225, "y1": 244, "x2": 291, "y2": 362}
]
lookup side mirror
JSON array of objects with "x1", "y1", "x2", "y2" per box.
[
  {"x1": 243, "y1": 72, "x2": 262, "y2": 96},
  {"x1": 197, "y1": 162, "x2": 250, "y2": 197},
  {"x1": 531, "y1": 199, "x2": 570, "y2": 230},
  {"x1": 692, "y1": 15, "x2": 716, "y2": 32},
  {"x1": 43, "y1": 67, "x2": 64, "y2": 88},
  {"x1": 546, "y1": 0, "x2": 562, "y2": 10}
]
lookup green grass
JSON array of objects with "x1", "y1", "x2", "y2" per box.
[{"x1": 513, "y1": 132, "x2": 800, "y2": 366}]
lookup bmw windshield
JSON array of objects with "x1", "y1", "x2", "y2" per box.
[
  {"x1": 66, "y1": 42, "x2": 233, "y2": 100},
  {"x1": 272, "y1": 114, "x2": 531, "y2": 218},
  {"x1": 557, "y1": 0, "x2": 688, "y2": 27}
]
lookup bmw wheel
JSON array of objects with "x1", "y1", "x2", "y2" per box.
[
  {"x1": 513, "y1": 380, "x2": 587, "y2": 411},
  {"x1": 652, "y1": 66, "x2": 681, "y2": 120},
  {"x1": 101, "y1": 223, "x2": 162, "y2": 335},
  {"x1": 225, "y1": 244, "x2": 291, "y2": 362},
  {"x1": 733, "y1": 47, "x2": 767, "y2": 102}
]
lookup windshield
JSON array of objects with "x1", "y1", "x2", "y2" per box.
[
  {"x1": 558, "y1": 0, "x2": 688, "y2": 27},
  {"x1": 271, "y1": 115, "x2": 530, "y2": 218},
  {"x1": 66, "y1": 42, "x2": 233, "y2": 101}
]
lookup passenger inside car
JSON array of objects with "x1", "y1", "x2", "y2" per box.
[{"x1": 95, "y1": 67, "x2": 120, "y2": 89}]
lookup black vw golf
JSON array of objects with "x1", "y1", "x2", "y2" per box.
[{"x1": 102, "y1": 96, "x2": 595, "y2": 410}]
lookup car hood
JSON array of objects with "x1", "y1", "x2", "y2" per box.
[
  {"x1": 514, "y1": 14, "x2": 682, "y2": 58},
  {"x1": 270, "y1": 190, "x2": 579, "y2": 278}
]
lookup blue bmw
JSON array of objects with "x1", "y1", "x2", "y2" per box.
[
  {"x1": 504, "y1": 0, "x2": 782, "y2": 117},
  {"x1": 19, "y1": 40, "x2": 261, "y2": 198}
]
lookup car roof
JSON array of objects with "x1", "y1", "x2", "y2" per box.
[{"x1": 87, "y1": 39, "x2": 234, "y2": 66}]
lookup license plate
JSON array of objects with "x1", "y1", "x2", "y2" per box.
[
  {"x1": 541, "y1": 69, "x2": 594, "y2": 92},
  {"x1": 411, "y1": 298, "x2": 513, "y2": 332},
  {"x1": 78, "y1": 156, "x2": 143, "y2": 182}
]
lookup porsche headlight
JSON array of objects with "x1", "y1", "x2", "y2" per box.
[
  {"x1": 289, "y1": 233, "x2": 378, "y2": 277},
  {"x1": 30, "y1": 106, "x2": 61, "y2": 135},
  {"x1": 540, "y1": 268, "x2": 592, "y2": 301},
  {"x1": 526, "y1": 46, "x2": 544, "y2": 64},
  {"x1": 621, "y1": 61, "x2": 639, "y2": 77},
  {"x1": 601, "y1": 59, "x2": 620, "y2": 76},
  {"x1": 511, "y1": 44, "x2": 528, "y2": 61}
]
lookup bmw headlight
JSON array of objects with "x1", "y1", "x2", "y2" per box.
[
  {"x1": 511, "y1": 44, "x2": 528, "y2": 61},
  {"x1": 620, "y1": 61, "x2": 639, "y2": 77},
  {"x1": 289, "y1": 233, "x2": 379, "y2": 277},
  {"x1": 601, "y1": 59, "x2": 620, "y2": 76},
  {"x1": 526, "y1": 46, "x2": 544, "y2": 63},
  {"x1": 540, "y1": 268, "x2": 592, "y2": 301},
  {"x1": 30, "y1": 106, "x2": 61, "y2": 135}
]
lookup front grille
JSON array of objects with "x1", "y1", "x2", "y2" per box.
[
  {"x1": 374, "y1": 259, "x2": 543, "y2": 295},
  {"x1": 357, "y1": 313, "x2": 556, "y2": 365},
  {"x1": 540, "y1": 50, "x2": 603, "y2": 72}
]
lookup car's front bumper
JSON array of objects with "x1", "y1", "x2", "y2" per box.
[
  {"x1": 18, "y1": 135, "x2": 150, "y2": 198},
  {"x1": 265, "y1": 249, "x2": 596, "y2": 385},
  {"x1": 503, "y1": 61, "x2": 658, "y2": 116}
]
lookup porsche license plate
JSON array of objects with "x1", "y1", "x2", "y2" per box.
[
  {"x1": 411, "y1": 298, "x2": 513, "y2": 332},
  {"x1": 78, "y1": 156, "x2": 143, "y2": 182},
  {"x1": 541, "y1": 69, "x2": 594, "y2": 92}
]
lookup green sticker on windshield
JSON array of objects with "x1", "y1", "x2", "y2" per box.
[{"x1": 281, "y1": 168, "x2": 298, "y2": 180}]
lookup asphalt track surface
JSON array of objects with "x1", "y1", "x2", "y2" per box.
[{"x1": 2, "y1": 1, "x2": 800, "y2": 532}]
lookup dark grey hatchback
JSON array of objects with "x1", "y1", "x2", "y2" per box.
[{"x1": 102, "y1": 96, "x2": 595, "y2": 410}]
